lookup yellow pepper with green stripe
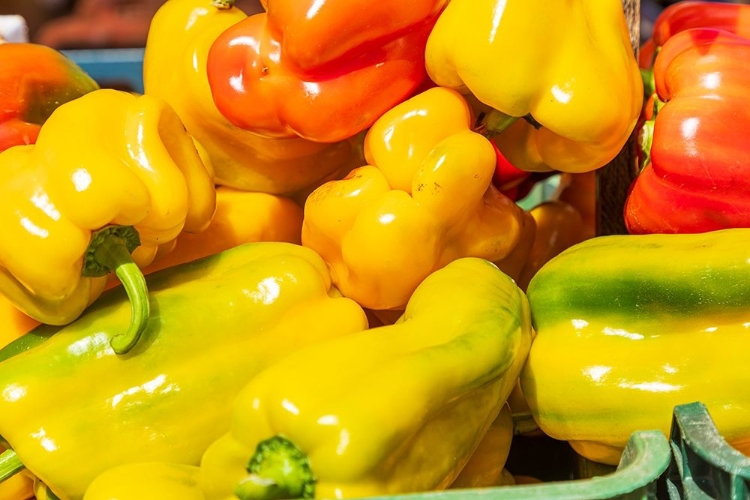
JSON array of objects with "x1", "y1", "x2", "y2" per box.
[
  {"x1": 0, "y1": 242, "x2": 367, "y2": 500},
  {"x1": 521, "y1": 229, "x2": 750, "y2": 465},
  {"x1": 0, "y1": 89, "x2": 215, "y2": 353},
  {"x1": 425, "y1": 0, "x2": 642, "y2": 173},
  {"x1": 200, "y1": 257, "x2": 532, "y2": 499}
]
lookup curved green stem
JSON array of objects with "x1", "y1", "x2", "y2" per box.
[
  {"x1": 640, "y1": 67, "x2": 655, "y2": 102},
  {"x1": 638, "y1": 118, "x2": 655, "y2": 171},
  {"x1": 83, "y1": 226, "x2": 149, "y2": 355},
  {"x1": 235, "y1": 436, "x2": 316, "y2": 500},
  {"x1": 0, "y1": 449, "x2": 24, "y2": 482}
]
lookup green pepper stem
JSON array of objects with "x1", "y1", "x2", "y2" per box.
[
  {"x1": 640, "y1": 67, "x2": 655, "y2": 102},
  {"x1": 638, "y1": 118, "x2": 655, "y2": 171},
  {"x1": 235, "y1": 436, "x2": 316, "y2": 500},
  {"x1": 211, "y1": 0, "x2": 235, "y2": 9},
  {"x1": 0, "y1": 449, "x2": 24, "y2": 482},
  {"x1": 83, "y1": 226, "x2": 150, "y2": 355},
  {"x1": 482, "y1": 109, "x2": 520, "y2": 137}
]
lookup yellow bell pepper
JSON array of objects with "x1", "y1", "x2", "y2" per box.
[
  {"x1": 84, "y1": 463, "x2": 204, "y2": 500},
  {"x1": 449, "y1": 403, "x2": 515, "y2": 489},
  {"x1": 0, "y1": 242, "x2": 367, "y2": 500},
  {"x1": 0, "y1": 186, "x2": 304, "y2": 345},
  {"x1": 200, "y1": 257, "x2": 532, "y2": 500},
  {"x1": 425, "y1": 0, "x2": 642, "y2": 173},
  {"x1": 0, "y1": 465, "x2": 33, "y2": 500},
  {"x1": 302, "y1": 87, "x2": 532, "y2": 310},
  {"x1": 0, "y1": 88, "x2": 215, "y2": 353},
  {"x1": 144, "y1": 0, "x2": 363, "y2": 200}
]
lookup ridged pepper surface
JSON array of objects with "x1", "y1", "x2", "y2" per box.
[
  {"x1": 521, "y1": 229, "x2": 750, "y2": 465},
  {"x1": 0, "y1": 42, "x2": 98, "y2": 152},
  {"x1": 206, "y1": 0, "x2": 446, "y2": 143},
  {"x1": 0, "y1": 242, "x2": 367, "y2": 500},
  {"x1": 625, "y1": 28, "x2": 750, "y2": 234},
  {"x1": 144, "y1": 0, "x2": 363, "y2": 198},
  {"x1": 0, "y1": 89, "x2": 215, "y2": 353},
  {"x1": 302, "y1": 87, "x2": 532, "y2": 310},
  {"x1": 425, "y1": 0, "x2": 642, "y2": 173},
  {"x1": 200, "y1": 257, "x2": 532, "y2": 500}
]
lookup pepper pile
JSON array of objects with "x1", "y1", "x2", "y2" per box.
[{"x1": 2, "y1": 1, "x2": 749, "y2": 500}]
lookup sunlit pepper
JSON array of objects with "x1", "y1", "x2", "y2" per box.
[
  {"x1": 0, "y1": 89, "x2": 215, "y2": 353},
  {"x1": 84, "y1": 463, "x2": 204, "y2": 500},
  {"x1": 0, "y1": 187, "x2": 304, "y2": 347},
  {"x1": 144, "y1": 0, "x2": 363, "y2": 199},
  {"x1": 205, "y1": 0, "x2": 446, "y2": 143},
  {"x1": 0, "y1": 41, "x2": 98, "y2": 152},
  {"x1": 425, "y1": 0, "x2": 642, "y2": 173},
  {"x1": 0, "y1": 242, "x2": 367, "y2": 500},
  {"x1": 302, "y1": 87, "x2": 532, "y2": 310},
  {"x1": 625, "y1": 29, "x2": 750, "y2": 234},
  {"x1": 200, "y1": 257, "x2": 532, "y2": 500}
]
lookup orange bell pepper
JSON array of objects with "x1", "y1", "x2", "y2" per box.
[
  {"x1": 0, "y1": 41, "x2": 97, "y2": 152},
  {"x1": 206, "y1": 0, "x2": 447, "y2": 143},
  {"x1": 302, "y1": 87, "x2": 532, "y2": 310}
]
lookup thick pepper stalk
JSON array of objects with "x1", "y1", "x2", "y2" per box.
[
  {"x1": 144, "y1": 0, "x2": 363, "y2": 199},
  {"x1": 0, "y1": 242, "x2": 368, "y2": 500},
  {"x1": 625, "y1": 28, "x2": 750, "y2": 234},
  {"x1": 301, "y1": 87, "x2": 533, "y2": 310},
  {"x1": 0, "y1": 42, "x2": 98, "y2": 152},
  {"x1": 521, "y1": 229, "x2": 750, "y2": 465},
  {"x1": 200, "y1": 257, "x2": 532, "y2": 500},
  {"x1": 0, "y1": 89, "x2": 216, "y2": 353},
  {"x1": 206, "y1": 0, "x2": 447, "y2": 143},
  {"x1": 425, "y1": 0, "x2": 642, "y2": 173}
]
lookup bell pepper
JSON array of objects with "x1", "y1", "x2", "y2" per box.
[
  {"x1": 449, "y1": 403, "x2": 515, "y2": 489},
  {"x1": 0, "y1": 88, "x2": 216, "y2": 353},
  {"x1": 425, "y1": 0, "x2": 643, "y2": 174},
  {"x1": 84, "y1": 463, "x2": 203, "y2": 500},
  {"x1": 0, "y1": 186, "x2": 305, "y2": 346},
  {"x1": 516, "y1": 200, "x2": 590, "y2": 291},
  {"x1": 624, "y1": 28, "x2": 750, "y2": 234},
  {"x1": 642, "y1": 1, "x2": 750, "y2": 67},
  {"x1": 0, "y1": 464, "x2": 33, "y2": 500},
  {"x1": 200, "y1": 257, "x2": 532, "y2": 500},
  {"x1": 205, "y1": 0, "x2": 447, "y2": 143},
  {"x1": 521, "y1": 229, "x2": 750, "y2": 466},
  {"x1": 301, "y1": 87, "x2": 533, "y2": 310},
  {"x1": 0, "y1": 41, "x2": 98, "y2": 152},
  {"x1": 144, "y1": 0, "x2": 364, "y2": 199},
  {"x1": 0, "y1": 242, "x2": 367, "y2": 500}
]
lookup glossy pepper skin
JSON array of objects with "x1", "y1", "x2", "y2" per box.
[
  {"x1": 0, "y1": 42, "x2": 98, "y2": 152},
  {"x1": 206, "y1": 0, "x2": 446, "y2": 143},
  {"x1": 301, "y1": 87, "x2": 532, "y2": 310},
  {"x1": 0, "y1": 242, "x2": 367, "y2": 500},
  {"x1": 84, "y1": 463, "x2": 204, "y2": 500},
  {"x1": 425, "y1": 0, "x2": 642, "y2": 174},
  {"x1": 200, "y1": 257, "x2": 532, "y2": 500},
  {"x1": 0, "y1": 88, "x2": 215, "y2": 353},
  {"x1": 625, "y1": 29, "x2": 750, "y2": 234},
  {"x1": 640, "y1": 1, "x2": 750, "y2": 67},
  {"x1": 144, "y1": 0, "x2": 363, "y2": 199},
  {"x1": 521, "y1": 229, "x2": 750, "y2": 466},
  {"x1": 449, "y1": 403, "x2": 514, "y2": 489},
  {"x1": 0, "y1": 187, "x2": 305, "y2": 344}
]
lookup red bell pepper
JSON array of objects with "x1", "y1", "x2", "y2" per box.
[
  {"x1": 206, "y1": 0, "x2": 446, "y2": 143},
  {"x1": 641, "y1": 1, "x2": 750, "y2": 68},
  {"x1": 0, "y1": 42, "x2": 98, "y2": 152},
  {"x1": 625, "y1": 28, "x2": 750, "y2": 234}
]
